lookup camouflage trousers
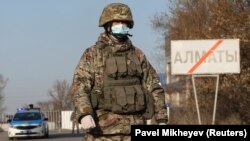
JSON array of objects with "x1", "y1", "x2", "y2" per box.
[{"x1": 83, "y1": 133, "x2": 131, "y2": 141}]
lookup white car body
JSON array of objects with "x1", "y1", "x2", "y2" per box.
[{"x1": 7, "y1": 108, "x2": 49, "y2": 139}]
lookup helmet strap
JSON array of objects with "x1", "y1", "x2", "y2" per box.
[
  {"x1": 104, "y1": 23, "x2": 112, "y2": 34},
  {"x1": 111, "y1": 33, "x2": 128, "y2": 41}
]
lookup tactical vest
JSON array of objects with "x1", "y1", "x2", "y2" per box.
[{"x1": 90, "y1": 43, "x2": 147, "y2": 114}]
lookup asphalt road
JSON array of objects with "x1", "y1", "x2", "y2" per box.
[{"x1": 0, "y1": 130, "x2": 83, "y2": 141}]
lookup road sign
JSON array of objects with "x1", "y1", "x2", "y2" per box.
[{"x1": 171, "y1": 39, "x2": 240, "y2": 75}]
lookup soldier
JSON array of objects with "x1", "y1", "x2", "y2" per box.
[
  {"x1": 70, "y1": 109, "x2": 79, "y2": 134},
  {"x1": 70, "y1": 2, "x2": 168, "y2": 141}
]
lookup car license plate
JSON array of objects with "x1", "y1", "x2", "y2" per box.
[{"x1": 21, "y1": 130, "x2": 31, "y2": 133}]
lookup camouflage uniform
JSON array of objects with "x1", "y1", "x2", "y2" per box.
[
  {"x1": 70, "y1": 3, "x2": 168, "y2": 141},
  {"x1": 70, "y1": 109, "x2": 79, "y2": 134}
]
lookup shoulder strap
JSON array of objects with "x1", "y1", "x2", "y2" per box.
[{"x1": 95, "y1": 41, "x2": 107, "y2": 49}]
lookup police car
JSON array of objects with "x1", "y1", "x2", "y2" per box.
[{"x1": 7, "y1": 105, "x2": 49, "y2": 139}]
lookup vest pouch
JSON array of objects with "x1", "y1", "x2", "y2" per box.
[
  {"x1": 116, "y1": 56, "x2": 127, "y2": 77},
  {"x1": 103, "y1": 87, "x2": 113, "y2": 110},
  {"x1": 125, "y1": 86, "x2": 136, "y2": 112},
  {"x1": 134, "y1": 85, "x2": 146, "y2": 111},
  {"x1": 106, "y1": 57, "x2": 117, "y2": 78},
  {"x1": 142, "y1": 92, "x2": 155, "y2": 119},
  {"x1": 113, "y1": 87, "x2": 127, "y2": 113}
]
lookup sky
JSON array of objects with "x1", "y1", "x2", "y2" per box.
[{"x1": 0, "y1": 0, "x2": 169, "y2": 113}]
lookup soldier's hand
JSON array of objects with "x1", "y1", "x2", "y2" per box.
[{"x1": 80, "y1": 115, "x2": 96, "y2": 130}]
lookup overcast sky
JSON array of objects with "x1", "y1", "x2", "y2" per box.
[{"x1": 0, "y1": 0, "x2": 169, "y2": 113}]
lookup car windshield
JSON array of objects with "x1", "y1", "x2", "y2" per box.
[{"x1": 13, "y1": 112, "x2": 41, "y2": 121}]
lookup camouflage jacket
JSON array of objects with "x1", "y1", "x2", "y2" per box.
[{"x1": 70, "y1": 33, "x2": 168, "y2": 135}]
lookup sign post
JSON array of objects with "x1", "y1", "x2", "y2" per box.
[{"x1": 171, "y1": 39, "x2": 240, "y2": 124}]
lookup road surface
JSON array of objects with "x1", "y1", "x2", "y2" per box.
[{"x1": 0, "y1": 130, "x2": 83, "y2": 141}]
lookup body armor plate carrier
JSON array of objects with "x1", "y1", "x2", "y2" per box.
[{"x1": 90, "y1": 44, "x2": 152, "y2": 115}]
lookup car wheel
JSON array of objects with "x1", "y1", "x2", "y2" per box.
[
  {"x1": 45, "y1": 127, "x2": 49, "y2": 138},
  {"x1": 45, "y1": 131, "x2": 49, "y2": 138},
  {"x1": 43, "y1": 130, "x2": 49, "y2": 138},
  {"x1": 8, "y1": 137, "x2": 13, "y2": 140}
]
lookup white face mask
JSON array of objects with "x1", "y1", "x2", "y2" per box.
[{"x1": 111, "y1": 24, "x2": 129, "y2": 35}]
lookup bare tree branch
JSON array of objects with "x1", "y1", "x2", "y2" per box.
[{"x1": 46, "y1": 80, "x2": 72, "y2": 111}]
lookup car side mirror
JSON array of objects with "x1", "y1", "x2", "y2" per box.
[
  {"x1": 44, "y1": 118, "x2": 48, "y2": 121},
  {"x1": 7, "y1": 119, "x2": 11, "y2": 123}
]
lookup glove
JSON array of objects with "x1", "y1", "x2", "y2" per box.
[{"x1": 80, "y1": 115, "x2": 96, "y2": 130}]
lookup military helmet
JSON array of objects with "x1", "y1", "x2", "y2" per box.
[{"x1": 99, "y1": 3, "x2": 134, "y2": 28}]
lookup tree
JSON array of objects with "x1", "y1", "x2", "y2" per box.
[
  {"x1": 47, "y1": 80, "x2": 72, "y2": 111},
  {"x1": 0, "y1": 74, "x2": 8, "y2": 113},
  {"x1": 152, "y1": 0, "x2": 250, "y2": 124}
]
